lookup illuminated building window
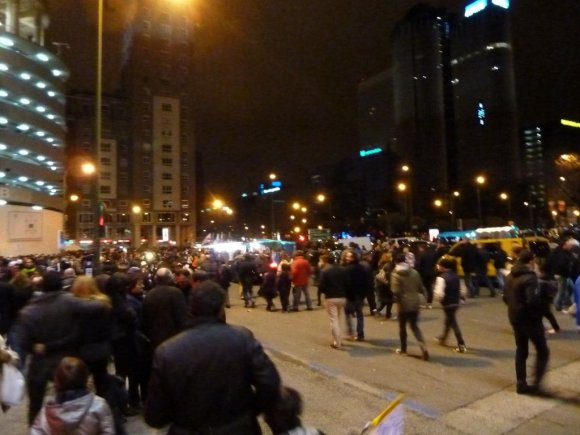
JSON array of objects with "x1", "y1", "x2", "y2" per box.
[
  {"x1": 477, "y1": 102, "x2": 486, "y2": 126},
  {"x1": 162, "y1": 185, "x2": 172, "y2": 194}
]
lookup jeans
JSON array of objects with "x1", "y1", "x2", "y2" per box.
[
  {"x1": 397, "y1": 310, "x2": 425, "y2": 352},
  {"x1": 292, "y1": 285, "x2": 312, "y2": 310},
  {"x1": 325, "y1": 297, "x2": 347, "y2": 346},
  {"x1": 242, "y1": 282, "x2": 255, "y2": 307},
  {"x1": 554, "y1": 275, "x2": 573, "y2": 310},
  {"x1": 345, "y1": 299, "x2": 364, "y2": 338}
]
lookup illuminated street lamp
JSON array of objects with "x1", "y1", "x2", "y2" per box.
[
  {"x1": 499, "y1": 192, "x2": 512, "y2": 221},
  {"x1": 212, "y1": 199, "x2": 224, "y2": 210},
  {"x1": 475, "y1": 175, "x2": 486, "y2": 227},
  {"x1": 292, "y1": 202, "x2": 301, "y2": 210},
  {"x1": 269, "y1": 173, "x2": 277, "y2": 180},
  {"x1": 398, "y1": 182, "x2": 409, "y2": 231},
  {"x1": 433, "y1": 199, "x2": 443, "y2": 208}
]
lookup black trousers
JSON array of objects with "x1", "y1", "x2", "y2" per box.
[
  {"x1": 512, "y1": 318, "x2": 550, "y2": 387},
  {"x1": 398, "y1": 310, "x2": 425, "y2": 352},
  {"x1": 439, "y1": 305, "x2": 465, "y2": 346}
]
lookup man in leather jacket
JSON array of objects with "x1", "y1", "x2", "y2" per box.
[
  {"x1": 145, "y1": 280, "x2": 281, "y2": 434},
  {"x1": 503, "y1": 248, "x2": 549, "y2": 395}
]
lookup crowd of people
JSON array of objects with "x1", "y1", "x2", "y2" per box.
[{"x1": 0, "y1": 233, "x2": 579, "y2": 432}]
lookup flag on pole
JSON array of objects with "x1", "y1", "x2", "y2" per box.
[{"x1": 361, "y1": 394, "x2": 405, "y2": 435}]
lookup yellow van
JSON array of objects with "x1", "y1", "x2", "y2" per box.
[{"x1": 446, "y1": 236, "x2": 551, "y2": 278}]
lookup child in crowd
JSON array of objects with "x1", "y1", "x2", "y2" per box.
[
  {"x1": 266, "y1": 386, "x2": 326, "y2": 435},
  {"x1": 30, "y1": 356, "x2": 115, "y2": 435}
]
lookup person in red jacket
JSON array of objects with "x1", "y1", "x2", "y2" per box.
[{"x1": 290, "y1": 251, "x2": 313, "y2": 311}]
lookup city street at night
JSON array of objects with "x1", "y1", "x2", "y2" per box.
[{"x1": 4, "y1": 285, "x2": 579, "y2": 434}]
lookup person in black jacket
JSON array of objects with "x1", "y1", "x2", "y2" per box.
[
  {"x1": 433, "y1": 258, "x2": 467, "y2": 353},
  {"x1": 318, "y1": 254, "x2": 347, "y2": 349},
  {"x1": 450, "y1": 240, "x2": 479, "y2": 298},
  {"x1": 415, "y1": 244, "x2": 438, "y2": 308},
  {"x1": 15, "y1": 271, "x2": 82, "y2": 425},
  {"x1": 144, "y1": 280, "x2": 281, "y2": 434},
  {"x1": 343, "y1": 250, "x2": 369, "y2": 341},
  {"x1": 142, "y1": 268, "x2": 188, "y2": 350},
  {"x1": 238, "y1": 254, "x2": 259, "y2": 308},
  {"x1": 503, "y1": 248, "x2": 549, "y2": 395},
  {"x1": 276, "y1": 262, "x2": 292, "y2": 312}
]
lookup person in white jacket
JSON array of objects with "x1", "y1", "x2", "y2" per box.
[{"x1": 30, "y1": 356, "x2": 114, "y2": 435}]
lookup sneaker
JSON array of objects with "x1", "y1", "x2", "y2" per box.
[
  {"x1": 420, "y1": 345, "x2": 430, "y2": 361},
  {"x1": 356, "y1": 335, "x2": 365, "y2": 342},
  {"x1": 330, "y1": 342, "x2": 342, "y2": 350},
  {"x1": 546, "y1": 328, "x2": 559, "y2": 334},
  {"x1": 434, "y1": 336, "x2": 445, "y2": 345},
  {"x1": 395, "y1": 348, "x2": 406, "y2": 355},
  {"x1": 454, "y1": 345, "x2": 467, "y2": 353}
]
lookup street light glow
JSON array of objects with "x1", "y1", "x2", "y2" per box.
[
  {"x1": 397, "y1": 182, "x2": 407, "y2": 192},
  {"x1": 292, "y1": 202, "x2": 300, "y2": 210},
  {"x1": 316, "y1": 194, "x2": 326, "y2": 202},
  {"x1": 212, "y1": 199, "x2": 224, "y2": 209},
  {"x1": 434, "y1": 199, "x2": 443, "y2": 207},
  {"x1": 269, "y1": 173, "x2": 277, "y2": 180},
  {"x1": 401, "y1": 165, "x2": 410, "y2": 172},
  {"x1": 499, "y1": 192, "x2": 508, "y2": 200},
  {"x1": 476, "y1": 175, "x2": 486, "y2": 185},
  {"x1": 81, "y1": 162, "x2": 96, "y2": 175}
]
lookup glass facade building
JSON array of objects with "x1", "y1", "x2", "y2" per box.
[{"x1": 0, "y1": 0, "x2": 69, "y2": 255}]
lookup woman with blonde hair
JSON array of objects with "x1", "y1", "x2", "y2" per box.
[
  {"x1": 70, "y1": 276, "x2": 120, "y2": 429},
  {"x1": 71, "y1": 276, "x2": 111, "y2": 307}
]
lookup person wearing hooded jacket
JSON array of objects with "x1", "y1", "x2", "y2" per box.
[
  {"x1": 503, "y1": 248, "x2": 549, "y2": 395},
  {"x1": 31, "y1": 356, "x2": 114, "y2": 435},
  {"x1": 391, "y1": 253, "x2": 429, "y2": 361}
]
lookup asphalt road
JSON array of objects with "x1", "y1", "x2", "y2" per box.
[{"x1": 4, "y1": 284, "x2": 579, "y2": 434}]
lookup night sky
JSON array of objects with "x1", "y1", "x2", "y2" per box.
[{"x1": 46, "y1": 0, "x2": 578, "y2": 202}]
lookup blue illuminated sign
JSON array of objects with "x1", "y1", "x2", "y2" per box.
[
  {"x1": 259, "y1": 181, "x2": 283, "y2": 195},
  {"x1": 465, "y1": 0, "x2": 509, "y2": 17},
  {"x1": 359, "y1": 147, "x2": 383, "y2": 158},
  {"x1": 477, "y1": 102, "x2": 486, "y2": 125}
]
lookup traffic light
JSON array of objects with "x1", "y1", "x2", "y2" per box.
[{"x1": 98, "y1": 201, "x2": 105, "y2": 237}]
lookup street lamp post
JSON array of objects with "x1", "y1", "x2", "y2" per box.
[
  {"x1": 397, "y1": 182, "x2": 409, "y2": 232},
  {"x1": 449, "y1": 190, "x2": 460, "y2": 228},
  {"x1": 499, "y1": 192, "x2": 512, "y2": 222},
  {"x1": 92, "y1": 0, "x2": 104, "y2": 274},
  {"x1": 475, "y1": 175, "x2": 486, "y2": 227}
]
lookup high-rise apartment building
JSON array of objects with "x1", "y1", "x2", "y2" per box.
[
  {"x1": 0, "y1": 0, "x2": 69, "y2": 255},
  {"x1": 65, "y1": 0, "x2": 198, "y2": 248}
]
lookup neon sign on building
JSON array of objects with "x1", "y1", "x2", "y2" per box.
[{"x1": 464, "y1": 0, "x2": 510, "y2": 18}]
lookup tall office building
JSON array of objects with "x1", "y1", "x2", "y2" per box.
[
  {"x1": 451, "y1": 0, "x2": 520, "y2": 188},
  {"x1": 356, "y1": 69, "x2": 396, "y2": 210},
  {"x1": 391, "y1": 5, "x2": 454, "y2": 217},
  {"x1": 119, "y1": 0, "x2": 197, "y2": 246},
  {"x1": 0, "y1": 0, "x2": 69, "y2": 255}
]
